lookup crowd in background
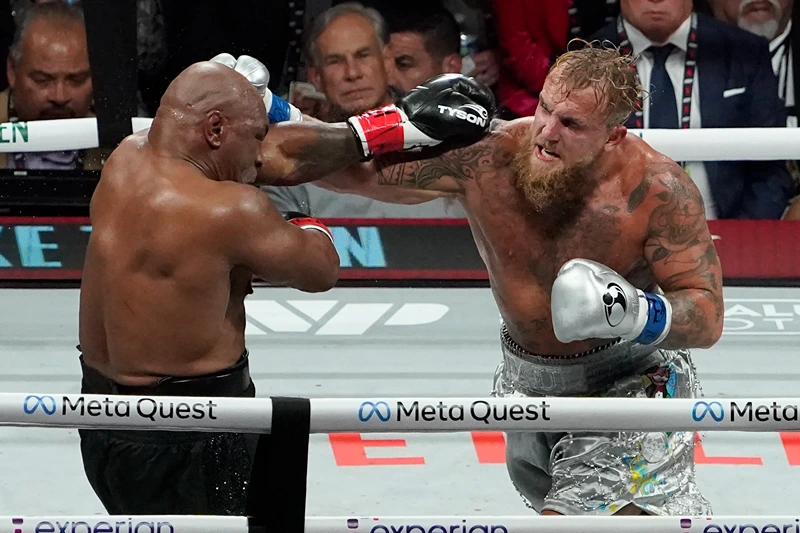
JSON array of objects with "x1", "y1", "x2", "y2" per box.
[{"x1": 1, "y1": 0, "x2": 799, "y2": 220}]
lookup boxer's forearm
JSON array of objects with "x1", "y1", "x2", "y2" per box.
[
  {"x1": 256, "y1": 122, "x2": 362, "y2": 186},
  {"x1": 658, "y1": 289, "x2": 724, "y2": 350},
  {"x1": 642, "y1": 163, "x2": 725, "y2": 350}
]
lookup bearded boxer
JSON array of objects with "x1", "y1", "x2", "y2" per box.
[
  {"x1": 76, "y1": 61, "x2": 344, "y2": 516},
  {"x1": 240, "y1": 43, "x2": 723, "y2": 515}
]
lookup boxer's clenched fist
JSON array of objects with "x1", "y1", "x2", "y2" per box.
[
  {"x1": 346, "y1": 73, "x2": 497, "y2": 159},
  {"x1": 551, "y1": 259, "x2": 672, "y2": 346},
  {"x1": 210, "y1": 53, "x2": 303, "y2": 123}
]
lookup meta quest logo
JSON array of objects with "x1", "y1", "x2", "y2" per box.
[
  {"x1": 357, "y1": 400, "x2": 551, "y2": 425},
  {"x1": 22, "y1": 394, "x2": 219, "y2": 422}
]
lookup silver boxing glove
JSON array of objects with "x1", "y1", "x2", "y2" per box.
[
  {"x1": 550, "y1": 258, "x2": 672, "y2": 345},
  {"x1": 209, "y1": 52, "x2": 237, "y2": 69},
  {"x1": 209, "y1": 52, "x2": 302, "y2": 123}
]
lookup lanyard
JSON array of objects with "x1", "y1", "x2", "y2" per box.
[{"x1": 617, "y1": 13, "x2": 698, "y2": 129}]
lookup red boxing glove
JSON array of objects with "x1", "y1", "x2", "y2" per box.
[{"x1": 285, "y1": 212, "x2": 334, "y2": 243}]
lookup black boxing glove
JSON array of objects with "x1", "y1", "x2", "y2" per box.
[
  {"x1": 346, "y1": 73, "x2": 496, "y2": 159},
  {"x1": 284, "y1": 211, "x2": 334, "y2": 243}
]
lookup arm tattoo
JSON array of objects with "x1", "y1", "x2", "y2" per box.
[
  {"x1": 374, "y1": 132, "x2": 504, "y2": 192},
  {"x1": 643, "y1": 164, "x2": 724, "y2": 349},
  {"x1": 627, "y1": 173, "x2": 652, "y2": 213}
]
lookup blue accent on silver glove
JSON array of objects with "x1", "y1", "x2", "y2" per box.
[
  {"x1": 634, "y1": 293, "x2": 669, "y2": 345},
  {"x1": 268, "y1": 95, "x2": 292, "y2": 123}
]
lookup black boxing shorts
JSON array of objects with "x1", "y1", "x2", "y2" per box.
[{"x1": 77, "y1": 350, "x2": 258, "y2": 516}]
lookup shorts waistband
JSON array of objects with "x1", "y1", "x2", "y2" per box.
[
  {"x1": 79, "y1": 351, "x2": 253, "y2": 398},
  {"x1": 500, "y1": 325, "x2": 659, "y2": 396}
]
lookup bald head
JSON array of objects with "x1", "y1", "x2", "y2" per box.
[
  {"x1": 160, "y1": 61, "x2": 265, "y2": 126},
  {"x1": 152, "y1": 61, "x2": 268, "y2": 184}
]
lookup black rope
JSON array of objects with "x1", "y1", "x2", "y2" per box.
[{"x1": 246, "y1": 396, "x2": 310, "y2": 533}]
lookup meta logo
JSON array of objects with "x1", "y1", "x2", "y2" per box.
[
  {"x1": 692, "y1": 401, "x2": 799, "y2": 423},
  {"x1": 692, "y1": 401, "x2": 725, "y2": 422},
  {"x1": 23, "y1": 395, "x2": 57, "y2": 415},
  {"x1": 359, "y1": 401, "x2": 391, "y2": 422}
]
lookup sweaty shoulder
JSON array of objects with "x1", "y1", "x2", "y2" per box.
[
  {"x1": 629, "y1": 157, "x2": 704, "y2": 222},
  {"x1": 214, "y1": 182, "x2": 274, "y2": 222},
  {"x1": 213, "y1": 183, "x2": 288, "y2": 247}
]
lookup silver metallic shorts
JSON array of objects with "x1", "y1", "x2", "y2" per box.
[{"x1": 492, "y1": 325, "x2": 712, "y2": 516}]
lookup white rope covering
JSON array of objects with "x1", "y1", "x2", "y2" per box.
[
  {"x1": 7, "y1": 393, "x2": 800, "y2": 432},
  {"x1": 0, "y1": 118, "x2": 98, "y2": 152},
  {"x1": 4, "y1": 515, "x2": 798, "y2": 533},
  {"x1": 0, "y1": 116, "x2": 795, "y2": 162}
]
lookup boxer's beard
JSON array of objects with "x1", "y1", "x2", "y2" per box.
[{"x1": 512, "y1": 133, "x2": 601, "y2": 238}]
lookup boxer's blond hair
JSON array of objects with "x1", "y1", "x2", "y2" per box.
[{"x1": 549, "y1": 40, "x2": 643, "y2": 128}]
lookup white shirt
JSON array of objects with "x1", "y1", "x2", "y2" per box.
[
  {"x1": 770, "y1": 21, "x2": 795, "y2": 127},
  {"x1": 623, "y1": 16, "x2": 718, "y2": 219}
]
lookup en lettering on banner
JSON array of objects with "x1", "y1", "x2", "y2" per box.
[
  {"x1": 2, "y1": 217, "x2": 800, "y2": 281},
  {"x1": 329, "y1": 432, "x2": 800, "y2": 467}
]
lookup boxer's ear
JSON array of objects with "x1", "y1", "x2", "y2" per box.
[
  {"x1": 204, "y1": 110, "x2": 224, "y2": 149},
  {"x1": 605, "y1": 124, "x2": 627, "y2": 149}
]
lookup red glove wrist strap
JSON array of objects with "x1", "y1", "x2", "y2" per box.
[
  {"x1": 350, "y1": 105, "x2": 406, "y2": 155},
  {"x1": 288, "y1": 217, "x2": 334, "y2": 243}
]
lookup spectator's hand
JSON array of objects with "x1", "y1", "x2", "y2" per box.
[{"x1": 469, "y1": 49, "x2": 500, "y2": 87}]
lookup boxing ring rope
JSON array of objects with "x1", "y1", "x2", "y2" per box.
[
  {"x1": 4, "y1": 515, "x2": 800, "y2": 533},
  {"x1": 3, "y1": 115, "x2": 799, "y2": 528},
  {"x1": 1, "y1": 116, "x2": 800, "y2": 162},
  {"x1": 10, "y1": 393, "x2": 800, "y2": 432},
  {"x1": 6, "y1": 393, "x2": 800, "y2": 530}
]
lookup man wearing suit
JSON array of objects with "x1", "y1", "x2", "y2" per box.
[{"x1": 591, "y1": 0, "x2": 796, "y2": 219}]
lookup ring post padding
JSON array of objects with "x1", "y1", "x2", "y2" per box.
[{"x1": 246, "y1": 397, "x2": 310, "y2": 533}]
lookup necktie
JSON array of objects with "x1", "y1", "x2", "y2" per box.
[{"x1": 648, "y1": 44, "x2": 679, "y2": 129}]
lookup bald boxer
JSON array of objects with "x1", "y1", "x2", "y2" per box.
[
  {"x1": 77, "y1": 62, "x2": 341, "y2": 515},
  {"x1": 252, "y1": 44, "x2": 723, "y2": 515}
]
